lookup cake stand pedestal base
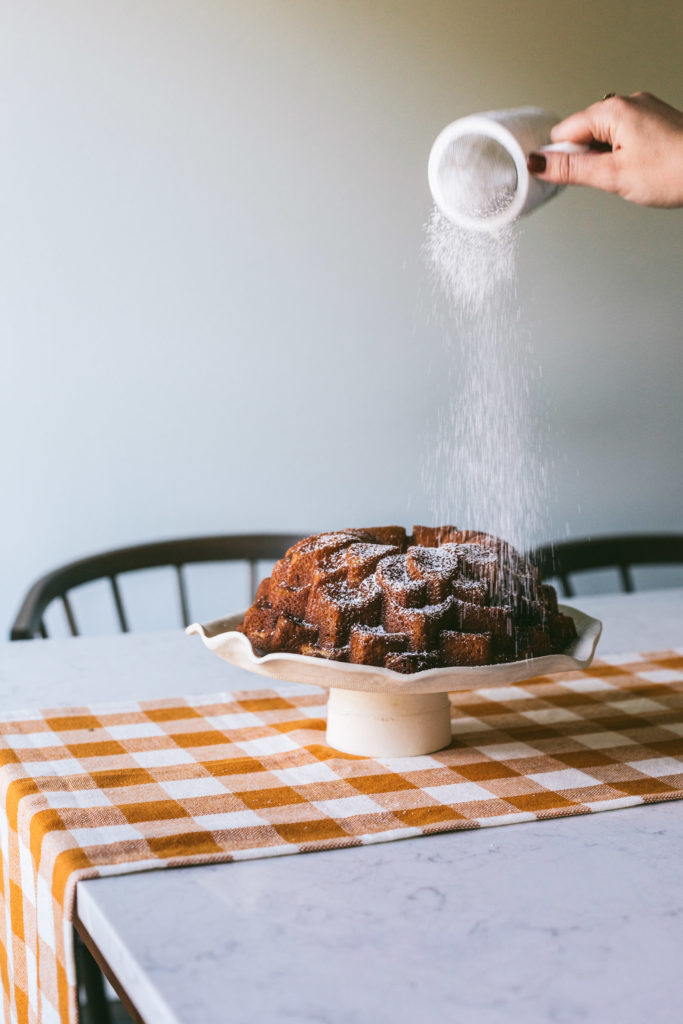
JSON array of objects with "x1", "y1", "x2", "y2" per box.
[{"x1": 326, "y1": 688, "x2": 452, "y2": 758}]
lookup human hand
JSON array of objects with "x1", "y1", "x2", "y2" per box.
[{"x1": 527, "y1": 92, "x2": 683, "y2": 208}]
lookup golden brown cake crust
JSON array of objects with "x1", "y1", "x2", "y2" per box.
[{"x1": 237, "y1": 526, "x2": 575, "y2": 673}]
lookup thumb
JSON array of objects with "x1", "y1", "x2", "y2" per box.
[{"x1": 527, "y1": 148, "x2": 618, "y2": 193}]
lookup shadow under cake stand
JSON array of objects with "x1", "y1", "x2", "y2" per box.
[{"x1": 187, "y1": 605, "x2": 601, "y2": 758}]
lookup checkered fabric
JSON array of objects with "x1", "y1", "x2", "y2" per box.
[{"x1": 1, "y1": 650, "x2": 683, "y2": 1024}]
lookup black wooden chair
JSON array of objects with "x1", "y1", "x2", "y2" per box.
[
  {"x1": 10, "y1": 533, "x2": 304, "y2": 641},
  {"x1": 533, "y1": 533, "x2": 683, "y2": 597}
]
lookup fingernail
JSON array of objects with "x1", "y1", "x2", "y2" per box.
[{"x1": 527, "y1": 152, "x2": 546, "y2": 174}]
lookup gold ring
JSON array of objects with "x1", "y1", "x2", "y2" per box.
[{"x1": 602, "y1": 92, "x2": 616, "y2": 100}]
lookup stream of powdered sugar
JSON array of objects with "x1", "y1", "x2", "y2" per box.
[{"x1": 422, "y1": 207, "x2": 550, "y2": 562}]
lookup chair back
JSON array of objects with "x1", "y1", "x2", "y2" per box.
[
  {"x1": 533, "y1": 533, "x2": 683, "y2": 597},
  {"x1": 10, "y1": 534, "x2": 303, "y2": 640}
]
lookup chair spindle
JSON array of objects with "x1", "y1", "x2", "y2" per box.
[
  {"x1": 109, "y1": 576, "x2": 129, "y2": 632},
  {"x1": 619, "y1": 564, "x2": 634, "y2": 592},
  {"x1": 62, "y1": 594, "x2": 79, "y2": 636},
  {"x1": 176, "y1": 565, "x2": 190, "y2": 627},
  {"x1": 559, "y1": 574, "x2": 574, "y2": 598}
]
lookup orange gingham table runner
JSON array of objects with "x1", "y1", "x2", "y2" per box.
[{"x1": 2, "y1": 650, "x2": 683, "y2": 1024}]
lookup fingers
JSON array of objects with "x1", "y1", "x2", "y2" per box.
[
  {"x1": 536, "y1": 97, "x2": 625, "y2": 192},
  {"x1": 550, "y1": 109, "x2": 595, "y2": 145},
  {"x1": 530, "y1": 92, "x2": 683, "y2": 206},
  {"x1": 550, "y1": 98, "x2": 620, "y2": 146},
  {"x1": 527, "y1": 148, "x2": 618, "y2": 192}
]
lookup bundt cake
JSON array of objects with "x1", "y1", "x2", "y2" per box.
[{"x1": 238, "y1": 526, "x2": 576, "y2": 673}]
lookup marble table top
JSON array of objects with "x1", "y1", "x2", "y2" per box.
[{"x1": 3, "y1": 587, "x2": 683, "y2": 1024}]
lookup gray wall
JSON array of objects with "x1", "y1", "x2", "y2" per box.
[{"x1": 2, "y1": 0, "x2": 682, "y2": 635}]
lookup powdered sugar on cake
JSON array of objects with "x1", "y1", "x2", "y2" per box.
[{"x1": 239, "y1": 528, "x2": 576, "y2": 672}]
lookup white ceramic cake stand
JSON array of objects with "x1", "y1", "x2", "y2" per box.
[{"x1": 187, "y1": 604, "x2": 601, "y2": 758}]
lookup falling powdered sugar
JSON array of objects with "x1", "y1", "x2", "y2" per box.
[
  {"x1": 424, "y1": 205, "x2": 517, "y2": 319},
  {"x1": 422, "y1": 206, "x2": 550, "y2": 567}
]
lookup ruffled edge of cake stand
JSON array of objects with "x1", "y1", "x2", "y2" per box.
[{"x1": 186, "y1": 604, "x2": 602, "y2": 695}]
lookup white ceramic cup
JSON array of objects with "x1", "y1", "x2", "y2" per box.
[{"x1": 428, "y1": 106, "x2": 588, "y2": 231}]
